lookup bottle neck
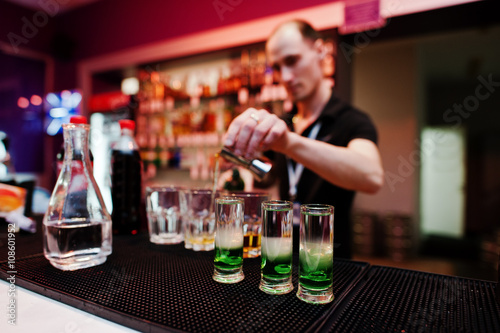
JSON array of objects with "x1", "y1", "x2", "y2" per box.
[
  {"x1": 121, "y1": 128, "x2": 134, "y2": 137},
  {"x1": 63, "y1": 124, "x2": 91, "y2": 163},
  {"x1": 115, "y1": 127, "x2": 139, "y2": 151}
]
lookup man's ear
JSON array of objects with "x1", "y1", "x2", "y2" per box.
[{"x1": 313, "y1": 39, "x2": 327, "y2": 60}]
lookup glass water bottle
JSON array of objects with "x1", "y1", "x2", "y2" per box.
[{"x1": 43, "y1": 122, "x2": 112, "y2": 271}]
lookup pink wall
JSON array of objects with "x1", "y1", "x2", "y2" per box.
[
  {"x1": 55, "y1": 0, "x2": 338, "y2": 90},
  {"x1": 57, "y1": 0, "x2": 338, "y2": 60},
  {"x1": 2, "y1": 0, "x2": 339, "y2": 90},
  {"x1": 0, "y1": 1, "x2": 56, "y2": 54}
]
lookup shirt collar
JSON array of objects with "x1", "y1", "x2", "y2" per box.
[
  {"x1": 284, "y1": 89, "x2": 345, "y2": 132},
  {"x1": 317, "y1": 90, "x2": 346, "y2": 121}
]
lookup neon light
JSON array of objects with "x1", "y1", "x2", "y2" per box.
[
  {"x1": 17, "y1": 97, "x2": 29, "y2": 109},
  {"x1": 61, "y1": 90, "x2": 71, "y2": 100},
  {"x1": 30, "y1": 95, "x2": 42, "y2": 106},
  {"x1": 46, "y1": 93, "x2": 60, "y2": 107},
  {"x1": 49, "y1": 107, "x2": 69, "y2": 118},
  {"x1": 46, "y1": 119, "x2": 62, "y2": 136},
  {"x1": 70, "y1": 92, "x2": 82, "y2": 108}
]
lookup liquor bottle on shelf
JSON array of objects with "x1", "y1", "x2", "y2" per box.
[
  {"x1": 256, "y1": 50, "x2": 267, "y2": 87},
  {"x1": 139, "y1": 70, "x2": 154, "y2": 101},
  {"x1": 151, "y1": 71, "x2": 165, "y2": 113},
  {"x1": 168, "y1": 144, "x2": 181, "y2": 169},
  {"x1": 249, "y1": 49, "x2": 259, "y2": 89},
  {"x1": 111, "y1": 119, "x2": 143, "y2": 235},
  {"x1": 142, "y1": 134, "x2": 158, "y2": 170},
  {"x1": 157, "y1": 135, "x2": 169, "y2": 169},
  {"x1": 151, "y1": 71, "x2": 165, "y2": 100},
  {"x1": 231, "y1": 59, "x2": 242, "y2": 93},
  {"x1": 223, "y1": 168, "x2": 245, "y2": 191},
  {"x1": 240, "y1": 49, "x2": 250, "y2": 88},
  {"x1": 217, "y1": 68, "x2": 226, "y2": 96}
]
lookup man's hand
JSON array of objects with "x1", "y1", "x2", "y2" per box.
[{"x1": 223, "y1": 108, "x2": 289, "y2": 158}]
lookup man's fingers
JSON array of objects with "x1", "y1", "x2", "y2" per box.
[
  {"x1": 232, "y1": 113, "x2": 263, "y2": 155},
  {"x1": 223, "y1": 108, "x2": 258, "y2": 147},
  {"x1": 223, "y1": 108, "x2": 282, "y2": 157},
  {"x1": 245, "y1": 115, "x2": 275, "y2": 157},
  {"x1": 262, "y1": 117, "x2": 287, "y2": 151}
]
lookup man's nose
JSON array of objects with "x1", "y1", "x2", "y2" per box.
[{"x1": 280, "y1": 67, "x2": 293, "y2": 83}]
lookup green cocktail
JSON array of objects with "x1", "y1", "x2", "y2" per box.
[
  {"x1": 299, "y1": 242, "x2": 334, "y2": 290},
  {"x1": 213, "y1": 197, "x2": 245, "y2": 284},
  {"x1": 260, "y1": 236, "x2": 293, "y2": 293},
  {"x1": 259, "y1": 201, "x2": 294, "y2": 294},
  {"x1": 214, "y1": 230, "x2": 244, "y2": 271},
  {"x1": 297, "y1": 205, "x2": 334, "y2": 304}
]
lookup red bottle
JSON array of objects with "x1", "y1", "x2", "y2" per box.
[{"x1": 111, "y1": 119, "x2": 143, "y2": 235}]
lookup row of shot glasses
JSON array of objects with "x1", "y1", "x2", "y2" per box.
[{"x1": 145, "y1": 186, "x2": 334, "y2": 304}]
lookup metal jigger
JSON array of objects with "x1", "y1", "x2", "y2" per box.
[{"x1": 220, "y1": 147, "x2": 272, "y2": 181}]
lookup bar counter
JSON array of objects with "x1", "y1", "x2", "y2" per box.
[{"x1": 1, "y1": 217, "x2": 499, "y2": 332}]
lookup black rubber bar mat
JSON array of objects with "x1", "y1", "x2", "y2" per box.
[
  {"x1": 0, "y1": 222, "x2": 43, "y2": 262},
  {"x1": 0, "y1": 233, "x2": 369, "y2": 333},
  {"x1": 320, "y1": 265, "x2": 500, "y2": 333}
]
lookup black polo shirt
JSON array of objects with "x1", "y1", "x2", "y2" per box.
[{"x1": 272, "y1": 91, "x2": 378, "y2": 259}]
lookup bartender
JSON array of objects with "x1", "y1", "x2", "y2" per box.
[{"x1": 224, "y1": 19, "x2": 384, "y2": 259}]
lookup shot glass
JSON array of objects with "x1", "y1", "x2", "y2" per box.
[
  {"x1": 146, "y1": 186, "x2": 186, "y2": 245},
  {"x1": 297, "y1": 204, "x2": 335, "y2": 304},
  {"x1": 230, "y1": 191, "x2": 270, "y2": 258},
  {"x1": 186, "y1": 188, "x2": 221, "y2": 251},
  {"x1": 213, "y1": 197, "x2": 245, "y2": 284},
  {"x1": 259, "y1": 200, "x2": 294, "y2": 295}
]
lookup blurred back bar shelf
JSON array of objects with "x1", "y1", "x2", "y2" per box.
[
  {"x1": 135, "y1": 45, "x2": 283, "y2": 183},
  {"x1": 90, "y1": 34, "x2": 336, "y2": 185}
]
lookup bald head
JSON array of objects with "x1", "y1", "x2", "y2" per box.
[{"x1": 268, "y1": 20, "x2": 320, "y2": 45}]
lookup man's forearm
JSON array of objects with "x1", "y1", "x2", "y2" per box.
[{"x1": 278, "y1": 133, "x2": 384, "y2": 193}]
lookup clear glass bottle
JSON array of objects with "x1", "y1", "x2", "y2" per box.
[
  {"x1": 56, "y1": 116, "x2": 93, "y2": 176},
  {"x1": 43, "y1": 122, "x2": 112, "y2": 271}
]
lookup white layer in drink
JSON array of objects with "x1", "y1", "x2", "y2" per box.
[
  {"x1": 262, "y1": 237, "x2": 292, "y2": 261},
  {"x1": 300, "y1": 243, "x2": 333, "y2": 271},
  {"x1": 215, "y1": 227, "x2": 244, "y2": 249}
]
